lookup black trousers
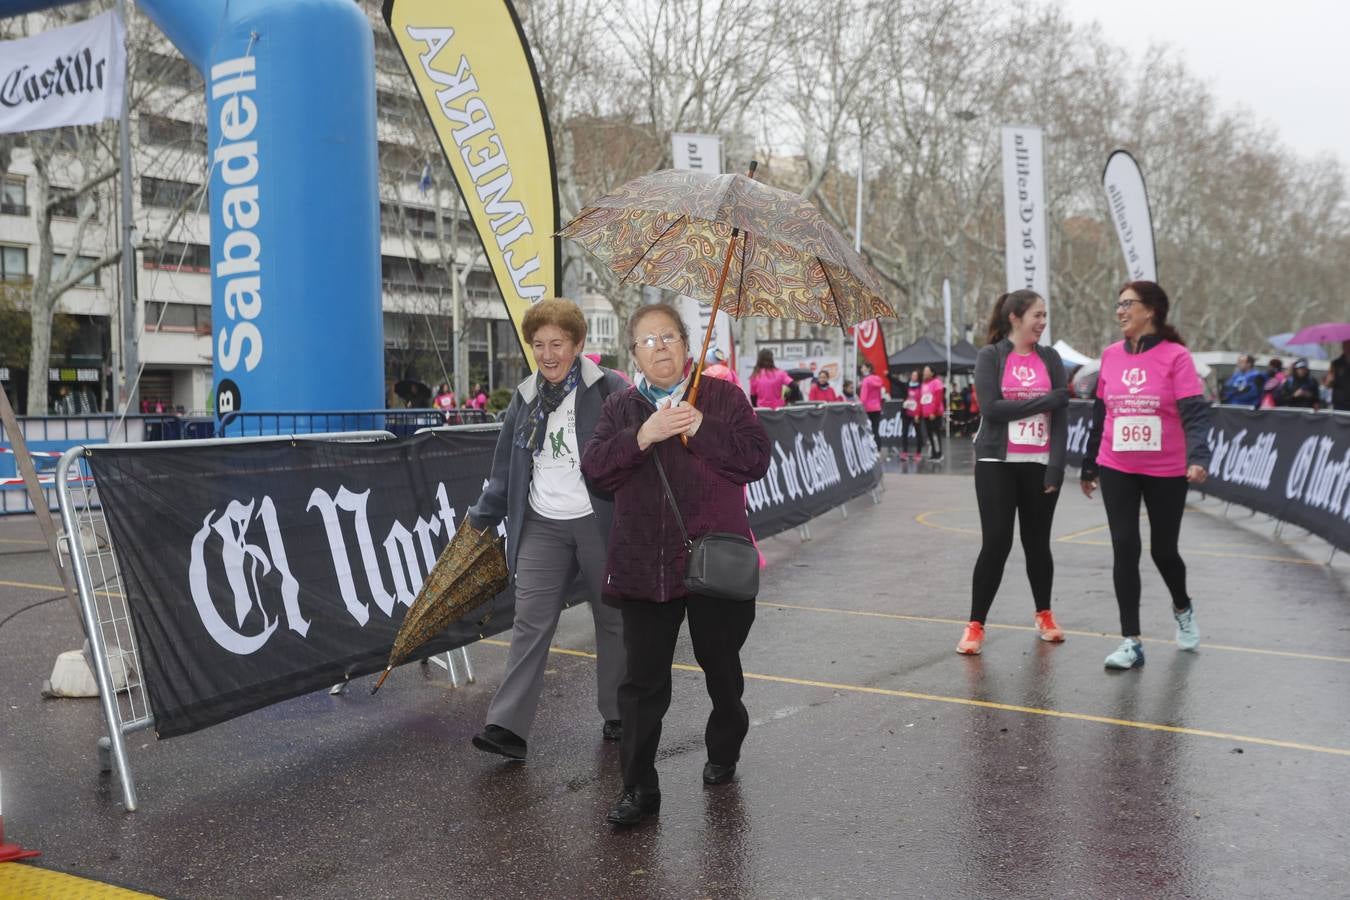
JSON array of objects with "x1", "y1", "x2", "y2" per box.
[
  {"x1": 618, "y1": 595, "x2": 756, "y2": 791},
  {"x1": 926, "y1": 417, "x2": 943, "y2": 456},
  {"x1": 867, "y1": 410, "x2": 882, "y2": 449},
  {"x1": 970, "y1": 461, "x2": 1059, "y2": 623},
  {"x1": 1098, "y1": 465, "x2": 1192, "y2": 637},
  {"x1": 901, "y1": 414, "x2": 926, "y2": 454}
]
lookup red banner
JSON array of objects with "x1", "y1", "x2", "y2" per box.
[{"x1": 855, "y1": 319, "x2": 889, "y2": 379}]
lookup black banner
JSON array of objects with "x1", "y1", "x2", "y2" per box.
[
  {"x1": 1194, "y1": 408, "x2": 1350, "y2": 552},
  {"x1": 747, "y1": 403, "x2": 883, "y2": 537},
  {"x1": 88, "y1": 431, "x2": 516, "y2": 738},
  {"x1": 86, "y1": 406, "x2": 883, "y2": 738},
  {"x1": 1063, "y1": 401, "x2": 1350, "y2": 551}
]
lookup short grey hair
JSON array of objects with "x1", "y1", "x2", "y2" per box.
[{"x1": 625, "y1": 301, "x2": 689, "y2": 349}]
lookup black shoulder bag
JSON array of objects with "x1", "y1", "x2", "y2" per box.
[{"x1": 652, "y1": 453, "x2": 760, "y2": 602}]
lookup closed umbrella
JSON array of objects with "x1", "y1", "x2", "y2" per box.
[{"x1": 371, "y1": 517, "x2": 508, "y2": 694}]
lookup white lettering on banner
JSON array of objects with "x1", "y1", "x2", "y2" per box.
[
  {"x1": 1066, "y1": 414, "x2": 1094, "y2": 457},
  {"x1": 211, "y1": 55, "x2": 264, "y2": 373},
  {"x1": 1285, "y1": 436, "x2": 1350, "y2": 519},
  {"x1": 406, "y1": 26, "x2": 546, "y2": 304},
  {"x1": 876, "y1": 409, "x2": 905, "y2": 441},
  {"x1": 1208, "y1": 428, "x2": 1279, "y2": 490},
  {"x1": 188, "y1": 497, "x2": 302, "y2": 655},
  {"x1": 189, "y1": 482, "x2": 462, "y2": 655}
]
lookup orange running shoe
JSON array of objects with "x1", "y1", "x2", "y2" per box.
[
  {"x1": 1035, "y1": 609, "x2": 1065, "y2": 642},
  {"x1": 956, "y1": 621, "x2": 985, "y2": 654}
]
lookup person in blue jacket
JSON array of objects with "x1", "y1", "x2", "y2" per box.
[{"x1": 1219, "y1": 354, "x2": 1265, "y2": 408}]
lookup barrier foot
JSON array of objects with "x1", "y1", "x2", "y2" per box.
[
  {"x1": 839, "y1": 503, "x2": 848, "y2": 520},
  {"x1": 458, "y1": 647, "x2": 475, "y2": 684},
  {"x1": 1329, "y1": 547, "x2": 1339, "y2": 566},
  {"x1": 798, "y1": 524, "x2": 811, "y2": 542},
  {"x1": 329, "y1": 682, "x2": 348, "y2": 696}
]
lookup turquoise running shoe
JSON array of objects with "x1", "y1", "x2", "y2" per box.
[
  {"x1": 1104, "y1": 637, "x2": 1144, "y2": 669},
  {"x1": 1174, "y1": 606, "x2": 1200, "y2": 651}
]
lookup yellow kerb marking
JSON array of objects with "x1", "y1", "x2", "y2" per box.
[{"x1": 480, "y1": 640, "x2": 1350, "y2": 758}]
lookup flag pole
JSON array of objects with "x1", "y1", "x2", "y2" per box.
[{"x1": 115, "y1": 0, "x2": 138, "y2": 417}]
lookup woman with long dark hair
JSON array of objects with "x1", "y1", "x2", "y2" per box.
[
  {"x1": 1081, "y1": 281, "x2": 1212, "y2": 670},
  {"x1": 958, "y1": 290, "x2": 1070, "y2": 654}
]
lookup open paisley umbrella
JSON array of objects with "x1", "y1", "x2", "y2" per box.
[
  {"x1": 557, "y1": 162, "x2": 896, "y2": 408},
  {"x1": 370, "y1": 517, "x2": 508, "y2": 694}
]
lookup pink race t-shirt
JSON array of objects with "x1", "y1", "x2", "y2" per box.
[
  {"x1": 751, "y1": 369, "x2": 792, "y2": 409},
  {"x1": 1002, "y1": 351, "x2": 1052, "y2": 455},
  {"x1": 1096, "y1": 339, "x2": 1205, "y2": 477},
  {"x1": 919, "y1": 378, "x2": 945, "y2": 417},
  {"x1": 858, "y1": 373, "x2": 887, "y2": 412}
]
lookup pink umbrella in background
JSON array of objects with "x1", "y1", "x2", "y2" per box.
[{"x1": 1289, "y1": 322, "x2": 1350, "y2": 345}]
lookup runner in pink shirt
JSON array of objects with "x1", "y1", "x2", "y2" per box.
[
  {"x1": 1081, "y1": 281, "x2": 1213, "y2": 671},
  {"x1": 958, "y1": 290, "x2": 1070, "y2": 655},
  {"x1": 749, "y1": 349, "x2": 792, "y2": 409},
  {"x1": 858, "y1": 362, "x2": 890, "y2": 451},
  {"x1": 919, "y1": 366, "x2": 946, "y2": 460}
]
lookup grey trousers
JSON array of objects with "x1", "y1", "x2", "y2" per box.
[{"x1": 485, "y1": 509, "x2": 625, "y2": 739}]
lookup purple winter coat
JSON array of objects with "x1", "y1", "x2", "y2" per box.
[{"x1": 580, "y1": 375, "x2": 771, "y2": 603}]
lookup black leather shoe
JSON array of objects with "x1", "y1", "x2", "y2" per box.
[
  {"x1": 602, "y1": 719, "x2": 623, "y2": 741},
  {"x1": 702, "y1": 762, "x2": 736, "y2": 785},
  {"x1": 472, "y1": 724, "x2": 527, "y2": 760},
  {"x1": 606, "y1": 786, "x2": 660, "y2": 826}
]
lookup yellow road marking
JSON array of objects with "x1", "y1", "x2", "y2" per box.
[
  {"x1": 480, "y1": 640, "x2": 1350, "y2": 758},
  {"x1": 913, "y1": 508, "x2": 979, "y2": 536},
  {"x1": 764, "y1": 601, "x2": 1350, "y2": 665},
  {"x1": 1055, "y1": 523, "x2": 1111, "y2": 542},
  {"x1": 0, "y1": 578, "x2": 121, "y2": 598},
  {"x1": 915, "y1": 508, "x2": 1320, "y2": 566}
]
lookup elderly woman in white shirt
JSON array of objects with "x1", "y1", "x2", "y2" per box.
[{"x1": 467, "y1": 298, "x2": 629, "y2": 761}]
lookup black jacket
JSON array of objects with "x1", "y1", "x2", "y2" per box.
[{"x1": 971, "y1": 340, "x2": 1070, "y2": 489}]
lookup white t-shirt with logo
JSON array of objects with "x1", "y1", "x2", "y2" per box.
[{"x1": 528, "y1": 389, "x2": 593, "y2": 519}]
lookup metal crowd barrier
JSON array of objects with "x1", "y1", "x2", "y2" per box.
[
  {"x1": 56, "y1": 430, "x2": 396, "y2": 812},
  {"x1": 1, "y1": 415, "x2": 148, "y2": 515},
  {"x1": 218, "y1": 408, "x2": 494, "y2": 438}
]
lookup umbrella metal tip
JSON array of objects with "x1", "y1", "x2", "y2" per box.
[{"x1": 370, "y1": 667, "x2": 392, "y2": 695}]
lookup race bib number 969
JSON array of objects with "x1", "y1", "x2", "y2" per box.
[{"x1": 1112, "y1": 415, "x2": 1161, "y2": 452}]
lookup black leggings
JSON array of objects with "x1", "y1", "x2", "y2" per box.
[
  {"x1": 926, "y1": 417, "x2": 943, "y2": 456},
  {"x1": 1098, "y1": 465, "x2": 1191, "y2": 637},
  {"x1": 901, "y1": 414, "x2": 926, "y2": 454},
  {"x1": 868, "y1": 410, "x2": 882, "y2": 449},
  {"x1": 970, "y1": 461, "x2": 1060, "y2": 623}
]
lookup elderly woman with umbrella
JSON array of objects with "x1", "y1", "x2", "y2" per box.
[
  {"x1": 581, "y1": 302, "x2": 770, "y2": 826},
  {"x1": 464, "y1": 298, "x2": 630, "y2": 761},
  {"x1": 561, "y1": 160, "x2": 895, "y2": 825}
]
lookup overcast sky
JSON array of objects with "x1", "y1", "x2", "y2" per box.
[{"x1": 1055, "y1": 0, "x2": 1349, "y2": 167}]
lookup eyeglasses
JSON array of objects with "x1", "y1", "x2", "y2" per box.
[
  {"x1": 1115, "y1": 299, "x2": 1137, "y2": 311},
  {"x1": 634, "y1": 331, "x2": 683, "y2": 350}
]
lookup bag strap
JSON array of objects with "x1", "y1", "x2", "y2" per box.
[{"x1": 652, "y1": 453, "x2": 693, "y2": 549}]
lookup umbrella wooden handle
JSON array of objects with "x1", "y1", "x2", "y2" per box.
[
  {"x1": 683, "y1": 160, "x2": 758, "y2": 446},
  {"x1": 370, "y1": 667, "x2": 392, "y2": 695}
]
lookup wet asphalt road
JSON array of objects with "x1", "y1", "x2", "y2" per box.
[{"x1": 1, "y1": 449, "x2": 1349, "y2": 899}]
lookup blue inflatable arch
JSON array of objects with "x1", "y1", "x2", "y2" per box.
[{"x1": 2, "y1": 0, "x2": 383, "y2": 415}]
